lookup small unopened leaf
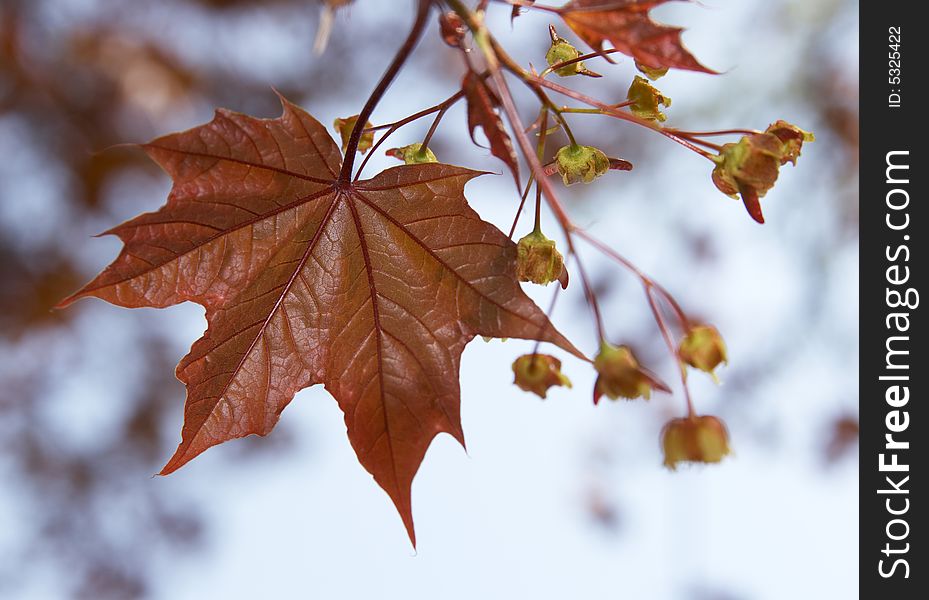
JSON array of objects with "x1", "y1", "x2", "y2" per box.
[{"x1": 462, "y1": 70, "x2": 520, "y2": 186}]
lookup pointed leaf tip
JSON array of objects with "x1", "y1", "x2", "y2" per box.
[{"x1": 559, "y1": 0, "x2": 717, "y2": 74}]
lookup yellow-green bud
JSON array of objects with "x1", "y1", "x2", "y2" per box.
[
  {"x1": 512, "y1": 353, "x2": 572, "y2": 399},
  {"x1": 593, "y1": 342, "x2": 670, "y2": 404},
  {"x1": 555, "y1": 144, "x2": 610, "y2": 186},
  {"x1": 661, "y1": 415, "x2": 731, "y2": 470},
  {"x1": 333, "y1": 115, "x2": 374, "y2": 155},
  {"x1": 516, "y1": 230, "x2": 564, "y2": 286},
  {"x1": 545, "y1": 42, "x2": 600, "y2": 77},
  {"x1": 545, "y1": 26, "x2": 600, "y2": 77},
  {"x1": 678, "y1": 325, "x2": 727, "y2": 381},
  {"x1": 387, "y1": 143, "x2": 438, "y2": 165},
  {"x1": 627, "y1": 75, "x2": 671, "y2": 122}
]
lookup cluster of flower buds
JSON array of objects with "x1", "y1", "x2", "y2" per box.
[
  {"x1": 333, "y1": 115, "x2": 374, "y2": 155},
  {"x1": 516, "y1": 230, "x2": 567, "y2": 287},
  {"x1": 661, "y1": 415, "x2": 731, "y2": 469},
  {"x1": 555, "y1": 144, "x2": 610, "y2": 186},
  {"x1": 593, "y1": 342, "x2": 670, "y2": 404},
  {"x1": 711, "y1": 121, "x2": 814, "y2": 223},
  {"x1": 627, "y1": 76, "x2": 671, "y2": 122},
  {"x1": 512, "y1": 353, "x2": 572, "y2": 399},
  {"x1": 545, "y1": 26, "x2": 600, "y2": 78},
  {"x1": 678, "y1": 324, "x2": 727, "y2": 382},
  {"x1": 386, "y1": 142, "x2": 438, "y2": 164}
]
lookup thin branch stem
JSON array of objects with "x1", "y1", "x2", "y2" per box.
[
  {"x1": 646, "y1": 287, "x2": 694, "y2": 417},
  {"x1": 559, "y1": 102, "x2": 633, "y2": 114},
  {"x1": 574, "y1": 229, "x2": 690, "y2": 328},
  {"x1": 365, "y1": 93, "x2": 462, "y2": 132},
  {"x1": 533, "y1": 184, "x2": 543, "y2": 233},
  {"x1": 666, "y1": 128, "x2": 762, "y2": 137},
  {"x1": 421, "y1": 105, "x2": 449, "y2": 148},
  {"x1": 354, "y1": 89, "x2": 466, "y2": 181},
  {"x1": 674, "y1": 133, "x2": 723, "y2": 152},
  {"x1": 339, "y1": 0, "x2": 432, "y2": 183},
  {"x1": 508, "y1": 108, "x2": 548, "y2": 238},
  {"x1": 577, "y1": 226, "x2": 694, "y2": 411},
  {"x1": 573, "y1": 252, "x2": 606, "y2": 342},
  {"x1": 531, "y1": 284, "x2": 563, "y2": 356},
  {"x1": 574, "y1": 229, "x2": 649, "y2": 281},
  {"x1": 508, "y1": 174, "x2": 535, "y2": 239},
  {"x1": 532, "y1": 108, "x2": 549, "y2": 234},
  {"x1": 552, "y1": 111, "x2": 577, "y2": 145}
]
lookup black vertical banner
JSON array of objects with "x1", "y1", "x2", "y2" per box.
[{"x1": 861, "y1": 3, "x2": 925, "y2": 596}]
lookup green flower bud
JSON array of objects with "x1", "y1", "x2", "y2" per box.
[
  {"x1": 333, "y1": 115, "x2": 374, "y2": 155},
  {"x1": 627, "y1": 75, "x2": 671, "y2": 122},
  {"x1": 661, "y1": 415, "x2": 731, "y2": 470},
  {"x1": 516, "y1": 230, "x2": 565, "y2": 286},
  {"x1": 555, "y1": 144, "x2": 610, "y2": 186},
  {"x1": 545, "y1": 26, "x2": 600, "y2": 77},
  {"x1": 547, "y1": 41, "x2": 581, "y2": 75},
  {"x1": 678, "y1": 325, "x2": 727, "y2": 382},
  {"x1": 512, "y1": 353, "x2": 572, "y2": 399},
  {"x1": 386, "y1": 143, "x2": 438, "y2": 165},
  {"x1": 593, "y1": 342, "x2": 670, "y2": 404}
]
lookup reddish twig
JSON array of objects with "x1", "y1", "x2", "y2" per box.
[{"x1": 340, "y1": 0, "x2": 433, "y2": 183}]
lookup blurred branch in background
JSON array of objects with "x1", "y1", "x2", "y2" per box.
[{"x1": 0, "y1": 0, "x2": 329, "y2": 597}]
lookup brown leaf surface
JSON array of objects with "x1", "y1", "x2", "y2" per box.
[
  {"x1": 59, "y1": 97, "x2": 582, "y2": 544},
  {"x1": 462, "y1": 70, "x2": 520, "y2": 186},
  {"x1": 559, "y1": 0, "x2": 715, "y2": 74}
]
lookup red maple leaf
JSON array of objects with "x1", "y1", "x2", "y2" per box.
[
  {"x1": 558, "y1": 0, "x2": 716, "y2": 74},
  {"x1": 59, "y1": 96, "x2": 583, "y2": 544}
]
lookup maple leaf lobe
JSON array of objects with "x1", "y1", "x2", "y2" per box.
[
  {"x1": 58, "y1": 97, "x2": 341, "y2": 310},
  {"x1": 60, "y1": 96, "x2": 582, "y2": 546}
]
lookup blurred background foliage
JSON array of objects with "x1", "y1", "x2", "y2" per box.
[{"x1": 1, "y1": 1, "x2": 857, "y2": 598}]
